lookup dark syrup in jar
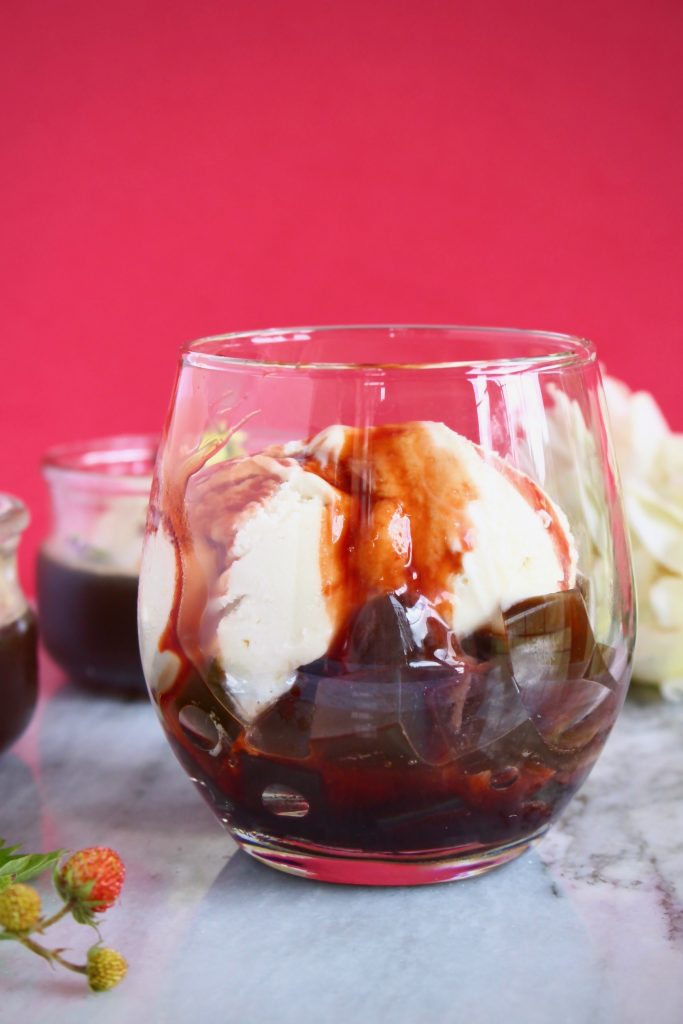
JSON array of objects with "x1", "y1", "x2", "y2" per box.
[
  {"x1": 37, "y1": 551, "x2": 144, "y2": 692},
  {"x1": 0, "y1": 610, "x2": 38, "y2": 754}
]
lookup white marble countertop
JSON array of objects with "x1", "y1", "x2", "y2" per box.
[{"x1": 2, "y1": 657, "x2": 683, "y2": 1024}]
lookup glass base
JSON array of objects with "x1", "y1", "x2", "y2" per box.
[{"x1": 233, "y1": 829, "x2": 547, "y2": 886}]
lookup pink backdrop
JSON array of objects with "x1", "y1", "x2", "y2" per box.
[{"x1": 2, "y1": 0, "x2": 682, "y2": 587}]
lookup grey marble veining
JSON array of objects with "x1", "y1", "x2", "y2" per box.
[
  {"x1": 538, "y1": 693, "x2": 683, "y2": 1024},
  {"x1": 1, "y1": 662, "x2": 682, "y2": 1024}
]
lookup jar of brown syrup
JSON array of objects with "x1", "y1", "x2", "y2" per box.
[
  {"x1": 0, "y1": 494, "x2": 38, "y2": 754},
  {"x1": 37, "y1": 436, "x2": 156, "y2": 694}
]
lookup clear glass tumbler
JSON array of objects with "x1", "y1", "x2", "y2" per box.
[
  {"x1": 0, "y1": 494, "x2": 38, "y2": 754},
  {"x1": 38, "y1": 435, "x2": 156, "y2": 693},
  {"x1": 139, "y1": 327, "x2": 635, "y2": 885}
]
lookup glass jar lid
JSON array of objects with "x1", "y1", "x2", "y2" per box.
[{"x1": 42, "y1": 435, "x2": 158, "y2": 496}]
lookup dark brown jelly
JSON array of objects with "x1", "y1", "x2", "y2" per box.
[
  {"x1": 37, "y1": 550, "x2": 145, "y2": 693},
  {"x1": 159, "y1": 587, "x2": 624, "y2": 855},
  {"x1": 149, "y1": 422, "x2": 626, "y2": 857},
  {"x1": 0, "y1": 610, "x2": 38, "y2": 755}
]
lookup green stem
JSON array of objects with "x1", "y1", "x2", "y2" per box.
[
  {"x1": 38, "y1": 900, "x2": 73, "y2": 932},
  {"x1": 18, "y1": 934, "x2": 87, "y2": 975}
]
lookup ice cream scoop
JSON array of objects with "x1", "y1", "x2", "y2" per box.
[{"x1": 140, "y1": 421, "x2": 577, "y2": 721}]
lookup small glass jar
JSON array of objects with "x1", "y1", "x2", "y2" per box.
[
  {"x1": 38, "y1": 435, "x2": 156, "y2": 693},
  {"x1": 0, "y1": 494, "x2": 38, "y2": 754}
]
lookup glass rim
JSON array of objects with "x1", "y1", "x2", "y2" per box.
[
  {"x1": 41, "y1": 434, "x2": 158, "y2": 489},
  {"x1": 182, "y1": 324, "x2": 596, "y2": 372},
  {"x1": 0, "y1": 493, "x2": 29, "y2": 540}
]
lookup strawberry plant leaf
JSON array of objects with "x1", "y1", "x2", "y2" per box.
[{"x1": 0, "y1": 839, "x2": 64, "y2": 890}]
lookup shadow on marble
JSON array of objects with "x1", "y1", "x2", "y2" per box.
[
  {"x1": 25, "y1": 681, "x2": 219, "y2": 843},
  {"x1": 0, "y1": 752, "x2": 42, "y2": 845},
  {"x1": 0, "y1": 950, "x2": 93, "y2": 1003},
  {"x1": 151, "y1": 847, "x2": 619, "y2": 1024}
]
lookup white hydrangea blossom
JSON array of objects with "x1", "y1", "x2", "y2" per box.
[{"x1": 603, "y1": 377, "x2": 683, "y2": 699}]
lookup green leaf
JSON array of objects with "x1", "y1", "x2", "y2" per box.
[
  {"x1": 14, "y1": 852, "x2": 64, "y2": 883},
  {"x1": 0, "y1": 839, "x2": 64, "y2": 887},
  {"x1": 71, "y1": 902, "x2": 98, "y2": 927},
  {"x1": 0, "y1": 855, "x2": 36, "y2": 878},
  {"x1": 0, "y1": 841, "x2": 22, "y2": 859}
]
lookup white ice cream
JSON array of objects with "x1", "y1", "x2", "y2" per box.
[
  {"x1": 0, "y1": 554, "x2": 27, "y2": 628},
  {"x1": 139, "y1": 423, "x2": 576, "y2": 720},
  {"x1": 47, "y1": 492, "x2": 150, "y2": 576},
  {"x1": 138, "y1": 523, "x2": 181, "y2": 694},
  {"x1": 428, "y1": 424, "x2": 576, "y2": 636},
  {"x1": 214, "y1": 466, "x2": 339, "y2": 720}
]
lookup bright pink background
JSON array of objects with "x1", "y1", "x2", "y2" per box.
[{"x1": 2, "y1": 0, "x2": 682, "y2": 588}]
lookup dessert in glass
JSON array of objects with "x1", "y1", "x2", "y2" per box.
[
  {"x1": 0, "y1": 494, "x2": 38, "y2": 754},
  {"x1": 139, "y1": 327, "x2": 635, "y2": 885},
  {"x1": 38, "y1": 436, "x2": 156, "y2": 693}
]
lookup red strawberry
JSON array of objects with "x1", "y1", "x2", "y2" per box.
[{"x1": 55, "y1": 847, "x2": 125, "y2": 918}]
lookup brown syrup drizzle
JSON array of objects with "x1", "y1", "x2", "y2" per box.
[{"x1": 295, "y1": 423, "x2": 478, "y2": 650}]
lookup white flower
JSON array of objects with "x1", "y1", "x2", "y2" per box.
[
  {"x1": 544, "y1": 386, "x2": 615, "y2": 642},
  {"x1": 603, "y1": 377, "x2": 683, "y2": 698}
]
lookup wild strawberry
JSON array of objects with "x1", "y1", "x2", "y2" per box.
[
  {"x1": 86, "y1": 946, "x2": 128, "y2": 991},
  {"x1": 0, "y1": 883, "x2": 42, "y2": 932},
  {"x1": 55, "y1": 847, "x2": 125, "y2": 917}
]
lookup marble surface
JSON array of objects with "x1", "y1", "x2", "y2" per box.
[{"x1": 2, "y1": 658, "x2": 683, "y2": 1024}]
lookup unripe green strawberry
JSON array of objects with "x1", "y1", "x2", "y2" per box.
[
  {"x1": 0, "y1": 883, "x2": 42, "y2": 932},
  {"x1": 86, "y1": 946, "x2": 128, "y2": 991},
  {"x1": 56, "y1": 847, "x2": 125, "y2": 915}
]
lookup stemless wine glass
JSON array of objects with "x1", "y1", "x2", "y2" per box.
[{"x1": 139, "y1": 327, "x2": 635, "y2": 885}]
